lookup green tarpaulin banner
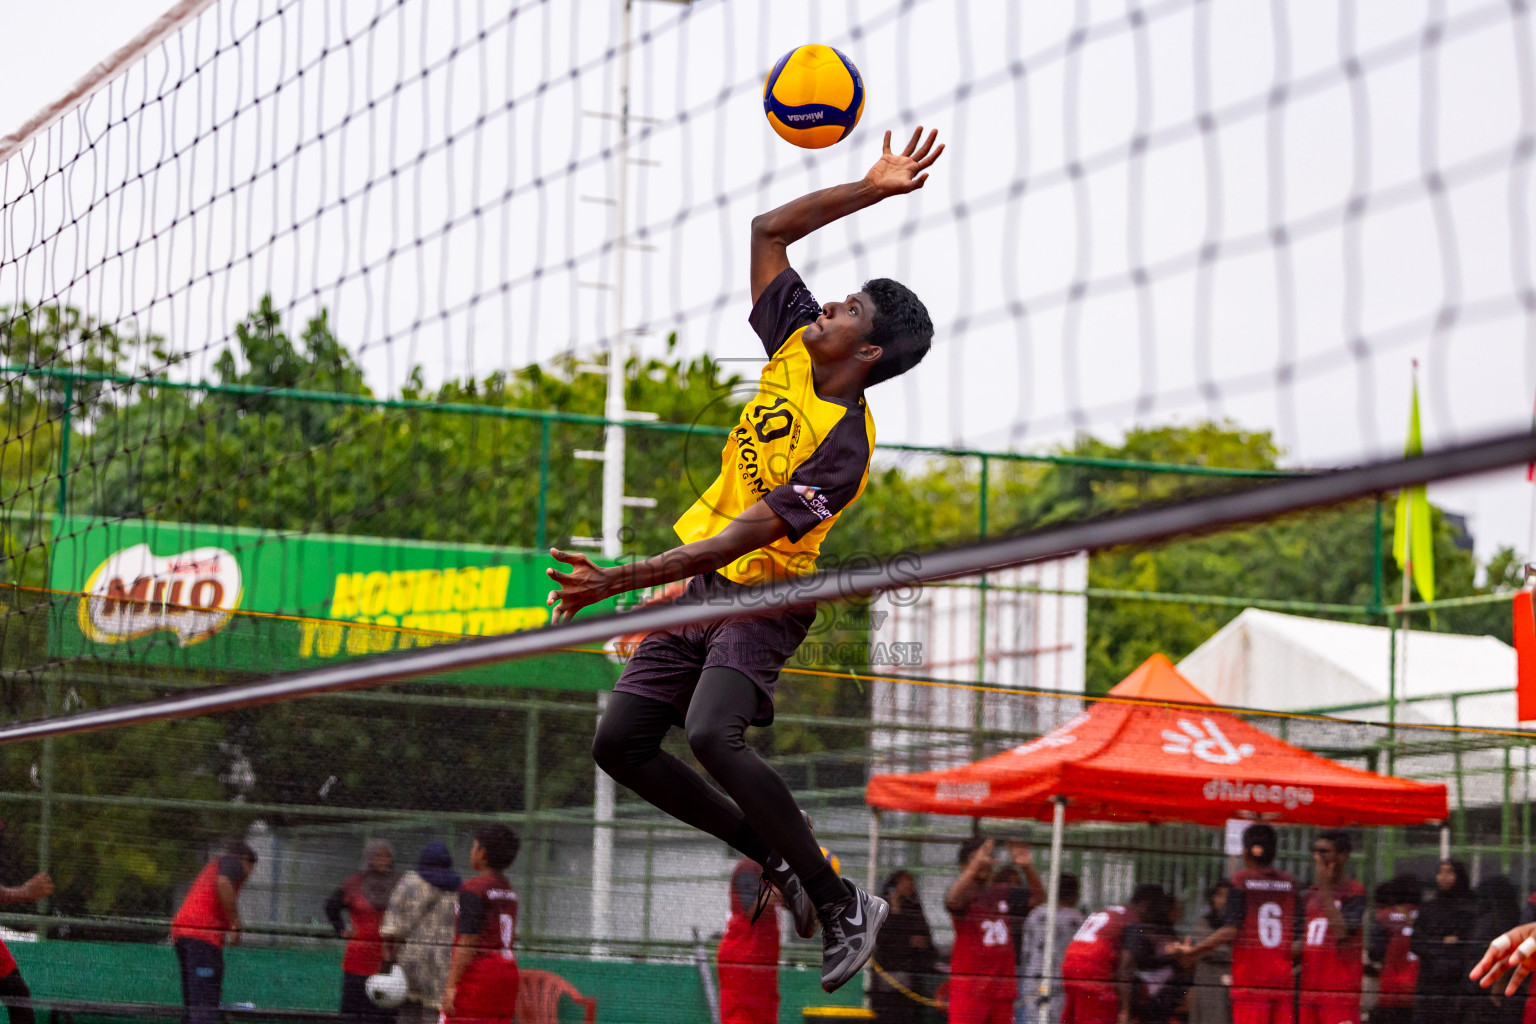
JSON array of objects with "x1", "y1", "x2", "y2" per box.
[{"x1": 46, "y1": 516, "x2": 621, "y2": 691}]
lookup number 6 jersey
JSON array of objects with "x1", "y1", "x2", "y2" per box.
[{"x1": 1225, "y1": 867, "x2": 1298, "y2": 996}]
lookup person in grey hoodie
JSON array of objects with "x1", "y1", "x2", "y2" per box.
[{"x1": 1017, "y1": 872, "x2": 1084, "y2": 1024}]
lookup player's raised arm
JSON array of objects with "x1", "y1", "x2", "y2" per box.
[{"x1": 749, "y1": 127, "x2": 944, "y2": 303}]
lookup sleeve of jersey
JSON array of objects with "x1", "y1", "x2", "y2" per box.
[
  {"x1": 1223, "y1": 888, "x2": 1246, "y2": 930},
  {"x1": 748, "y1": 267, "x2": 821, "y2": 357},
  {"x1": 1366, "y1": 917, "x2": 1389, "y2": 963},
  {"x1": 1341, "y1": 893, "x2": 1367, "y2": 934},
  {"x1": 763, "y1": 412, "x2": 871, "y2": 542},
  {"x1": 457, "y1": 890, "x2": 486, "y2": 937}
]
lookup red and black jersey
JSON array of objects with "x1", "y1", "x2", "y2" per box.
[
  {"x1": 1226, "y1": 867, "x2": 1298, "y2": 995},
  {"x1": 455, "y1": 872, "x2": 519, "y2": 965},
  {"x1": 1370, "y1": 907, "x2": 1419, "y2": 1007},
  {"x1": 171, "y1": 855, "x2": 250, "y2": 948},
  {"x1": 950, "y1": 883, "x2": 1029, "y2": 999},
  {"x1": 1299, "y1": 880, "x2": 1367, "y2": 998},
  {"x1": 1061, "y1": 905, "x2": 1132, "y2": 987}
]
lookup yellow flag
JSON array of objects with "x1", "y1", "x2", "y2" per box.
[{"x1": 1393, "y1": 378, "x2": 1435, "y2": 603}]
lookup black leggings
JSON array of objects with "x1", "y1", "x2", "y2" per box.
[
  {"x1": 0, "y1": 971, "x2": 33, "y2": 1024},
  {"x1": 593, "y1": 667, "x2": 829, "y2": 888}
]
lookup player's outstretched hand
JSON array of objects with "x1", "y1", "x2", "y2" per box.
[
  {"x1": 865, "y1": 127, "x2": 944, "y2": 197},
  {"x1": 20, "y1": 874, "x2": 52, "y2": 902},
  {"x1": 1471, "y1": 923, "x2": 1536, "y2": 995},
  {"x1": 546, "y1": 547, "x2": 616, "y2": 623}
]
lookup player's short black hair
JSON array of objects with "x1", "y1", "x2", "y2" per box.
[
  {"x1": 475, "y1": 824, "x2": 521, "y2": 871},
  {"x1": 862, "y1": 278, "x2": 932, "y2": 386},
  {"x1": 1242, "y1": 824, "x2": 1278, "y2": 866},
  {"x1": 957, "y1": 836, "x2": 987, "y2": 867},
  {"x1": 1130, "y1": 883, "x2": 1172, "y2": 922},
  {"x1": 1393, "y1": 873, "x2": 1423, "y2": 906},
  {"x1": 1316, "y1": 829, "x2": 1353, "y2": 857},
  {"x1": 224, "y1": 838, "x2": 258, "y2": 864},
  {"x1": 1058, "y1": 872, "x2": 1081, "y2": 907}
]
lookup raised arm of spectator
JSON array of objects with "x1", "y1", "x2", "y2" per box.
[
  {"x1": 1006, "y1": 842, "x2": 1048, "y2": 909},
  {"x1": 945, "y1": 840, "x2": 995, "y2": 915}
]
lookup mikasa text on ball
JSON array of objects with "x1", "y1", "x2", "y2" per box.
[{"x1": 763, "y1": 45, "x2": 865, "y2": 149}]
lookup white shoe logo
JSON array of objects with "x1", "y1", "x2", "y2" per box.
[{"x1": 846, "y1": 900, "x2": 863, "y2": 928}]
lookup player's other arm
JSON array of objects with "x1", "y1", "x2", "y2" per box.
[
  {"x1": 217, "y1": 875, "x2": 242, "y2": 943},
  {"x1": 0, "y1": 874, "x2": 51, "y2": 906},
  {"x1": 749, "y1": 127, "x2": 944, "y2": 304},
  {"x1": 546, "y1": 500, "x2": 789, "y2": 622}
]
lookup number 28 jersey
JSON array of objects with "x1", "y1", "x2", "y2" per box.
[
  {"x1": 1226, "y1": 867, "x2": 1298, "y2": 994},
  {"x1": 950, "y1": 884, "x2": 1027, "y2": 996}
]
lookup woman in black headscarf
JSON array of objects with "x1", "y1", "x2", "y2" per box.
[
  {"x1": 1467, "y1": 876, "x2": 1524, "y2": 1024},
  {"x1": 1413, "y1": 860, "x2": 1477, "y2": 1024},
  {"x1": 871, "y1": 869, "x2": 936, "y2": 1024}
]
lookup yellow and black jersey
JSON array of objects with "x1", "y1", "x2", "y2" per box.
[{"x1": 673, "y1": 267, "x2": 875, "y2": 585}]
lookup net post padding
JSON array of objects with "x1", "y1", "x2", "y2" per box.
[
  {"x1": 0, "y1": 0, "x2": 217, "y2": 167},
  {"x1": 1, "y1": 429, "x2": 1533, "y2": 745}
]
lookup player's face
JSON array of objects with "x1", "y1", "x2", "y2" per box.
[
  {"x1": 1311, "y1": 839, "x2": 1341, "y2": 873},
  {"x1": 803, "y1": 292, "x2": 879, "y2": 364}
]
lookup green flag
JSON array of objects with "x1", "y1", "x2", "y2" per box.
[{"x1": 1393, "y1": 378, "x2": 1435, "y2": 603}]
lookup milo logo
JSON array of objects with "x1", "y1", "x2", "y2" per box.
[{"x1": 78, "y1": 543, "x2": 243, "y2": 646}]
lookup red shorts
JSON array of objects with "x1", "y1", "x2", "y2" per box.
[
  {"x1": 1232, "y1": 992, "x2": 1295, "y2": 1024},
  {"x1": 1061, "y1": 982, "x2": 1118, "y2": 1024},
  {"x1": 443, "y1": 959, "x2": 520, "y2": 1024},
  {"x1": 947, "y1": 979, "x2": 1014, "y2": 1024},
  {"x1": 719, "y1": 961, "x2": 779, "y2": 1024},
  {"x1": 1299, "y1": 999, "x2": 1359, "y2": 1024}
]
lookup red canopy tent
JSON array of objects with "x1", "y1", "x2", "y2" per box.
[
  {"x1": 866, "y1": 653, "x2": 1447, "y2": 826},
  {"x1": 864, "y1": 654, "x2": 1447, "y2": 1024}
]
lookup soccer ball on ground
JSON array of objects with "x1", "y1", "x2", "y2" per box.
[{"x1": 763, "y1": 45, "x2": 865, "y2": 149}]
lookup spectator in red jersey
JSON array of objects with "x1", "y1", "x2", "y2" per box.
[
  {"x1": 945, "y1": 838, "x2": 1045, "y2": 1024},
  {"x1": 1180, "y1": 824, "x2": 1298, "y2": 1024},
  {"x1": 0, "y1": 818, "x2": 53, "y2": 1024},
  {"x1": 1367, "y1": 875, "x2": 1421, "y2": 1024},
  {"x1": 1297, "y1": 830, "x2": 1367, "y2": 1024},
  {"x1": 171, "y1": 839, "x2": 258, "y2": 1024},
  {"x1": 1059, "y1": 884, "x2": 1168, "y2": 1024},
  {"x1": 717, "y1": 857, "x2": 781, "y2": 1024},
  {"x1": 1414, "y1": 860, "x2": 1475, "y2": 1024},
  {"x1": 442, "y1": 825, "x2": 521, "y2": 1024},
  {"x1": 324, "y1": 838, "x2": 399, "y2": 1024}
]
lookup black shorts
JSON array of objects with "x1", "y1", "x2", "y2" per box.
[{"x1": 612, "y1": 571, "x2": 816, "y2": 726}]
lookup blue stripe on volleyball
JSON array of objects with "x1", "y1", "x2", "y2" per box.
[
  {"x1": 830, "y1": 46, "x2": 864, "y2": 140},
  {"x1": 764, "y1": 49, "x2": 794, "y2": 98},
  {"x1": 763, "y1": 94, "x2": 858, "y2": 130}
]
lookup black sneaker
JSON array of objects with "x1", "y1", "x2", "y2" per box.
[
  {"x1": 818, "y1": 878, "x2": 888, "y2": 993},
  {"x1": 760, "y1": 852, "x2": 819, "y2": 939}
]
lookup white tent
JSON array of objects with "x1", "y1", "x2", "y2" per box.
[
  {"x1": 1177, "y1": 608, "x2": 1516, "y2": 729},
  {"x1": 1178, "y1": 609, "x2": 1523, "y2": 811}
]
